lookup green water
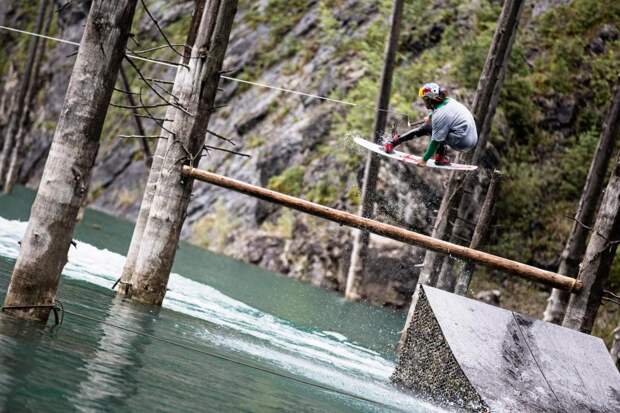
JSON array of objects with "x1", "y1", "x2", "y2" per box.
[{"x1": 0, "y1": 187, "x2": 439, "y2": 412}]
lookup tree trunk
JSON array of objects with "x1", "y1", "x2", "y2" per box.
[
  {"x1": 116, "y1": 82, "x2": 180, "y2": 296},
  {"x1": 345, "y1": 0, "x2": 404, "y2": 301},
  {"x1": 119, "y1": 65, "x2": 153, "y2": 166},
  {"x1": 419, "y1": 0, "x2": 524, "y2": 289},
  {"x1": 454, "y1": 170, "x2": 502, "y2": 295},
  {"x1": 4, "y1": 3, "x2": 54, "y2": 194},
  {"x1": 563, "y1": 151, "x2": 620, "y2": 333},
  {"x1": 2, "y1": 0, "x2": 138, "y2": 322},
  {"x1": 435, "y1": 70, "x2": 506, "y2": 291},
  {"x1": 117, "y1": 0, "x2": 208, "y2": 298},
  {"x1": 401, "y1": 0, "x2": 524, "y2": 349},
  {"x1": 0, "y1": 0, "x2": 48, "y2": 188},
  {"x1": 130, "y1": 0, "x2": 238, "y2": 305},
  {"x1": 544, "y1": 75, "x2": 620, "y2": 324}
]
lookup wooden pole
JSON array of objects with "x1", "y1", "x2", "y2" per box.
[
  {"x1": 454, "y1": 170, "x2": 502, "y2": 295},
  {"x1": 346, "y1": 0, "x2": 405, "y2": 301},
  {"x1": 2, "y1": 0, "x2": 138, "y2": 322},
  {"x1": 182, "y1": 165, "x2": 582, "y2": 292}
]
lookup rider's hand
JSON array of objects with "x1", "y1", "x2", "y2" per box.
[{"x1": 417, "y1": 158, "x2": 427, "y2": 167}]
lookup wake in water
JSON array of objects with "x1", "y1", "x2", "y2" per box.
[{"x1": 0, "y1": 217, "x2": 442, "y2": 412}]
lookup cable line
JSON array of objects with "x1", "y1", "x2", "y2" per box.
[{"x1": 0, "y1": 25, "x2": 413, "y2": 122}]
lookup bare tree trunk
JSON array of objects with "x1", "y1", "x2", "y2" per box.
[
  {"x1": 117, "y1": 0, "x2": 207, "y2": 297},
  {"x1": 0, "y1": 64, "x2": 19, "y2": 134},
  {"x1": 0, "y1": 0, "x2": 48, "y2": 188},
  {"x1": 612, "y1": 323, "x2": 620, "y2": 370},
  {"x1": 454, "y1": 170, "x2": 502, "y2": 295},
  {"x1": 544, "y1": 76, "x2": 620, "y2": 323},
  {"x1": 345, "y1": 0, "x2": 404, "y2": 301},
  {"x1": 129, "y1": 0, "x2": 238, "y2": 305},
  {"x1": 117, "y1": 135, "x2": 168, "y2": 296},
  {"x1": 435, "y1": 72, "x2": 506, "y2": 291},
  {"x1": 421, "y1": 0, "x2": 524, "y2": 291},
  {"x1": 119, "y1": 65, "x2": 153, "y2": 165},
  {"x1": 4, "y1": 3, "x2": 54, "y2": 194},
  {"x1": 116, "y1": 83, "x2": 180, "y2": 296},
  {"x1": 2, "y1": 0, "x2": 138, "y2": 322},
  {"x1": 400, "y1": 0, "x2": 524, "y2": 349},
  {"x1": 562, "y1": 149, "x2": 620, "y2": 333}
]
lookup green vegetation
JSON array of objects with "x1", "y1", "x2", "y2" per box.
[
  {"x1": 262, "y1": 209, "x2": 296, "y2": 238},
  {"x1": 237, "y1": 0, "x2": 308, "y2": 87},
  {"x1": 267, "y1": 165, "x2": 305, "y2": 196},
  {"x1": 307, "y1": 178, "x2": 338, "y2": 205},
  {"x1": 192, "y1": 201, "x2": 241, "y2": 252}
]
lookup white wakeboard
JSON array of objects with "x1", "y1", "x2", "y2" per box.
[{"x1": 353, "y1": 137, "x2": 478, "y2": 171}]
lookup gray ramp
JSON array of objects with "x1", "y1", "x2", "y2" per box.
[{"x1": 392, "y1": 285, "x2": 620, "y2": 412}]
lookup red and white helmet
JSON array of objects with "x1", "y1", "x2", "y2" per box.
[{"x1": 418, "y1": 82, "x2": 442, "y2": 99}]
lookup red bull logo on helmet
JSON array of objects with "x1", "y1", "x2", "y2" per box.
[{"x1": 419, "y1": 82, "x2": 441, "y2": 98}]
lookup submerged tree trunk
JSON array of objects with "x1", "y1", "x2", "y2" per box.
[
  {"x1": 400, "y1": 0, "x2": 524, "y2": 349},
  {"x1": 0, "y1": 0, "x2": 47, "y2": 189},
  {"x1": 562, "y1": 149, "x2": 620, "y2": 333},
  {"x1": 116, "y1": 134, "x2": 169, "y2": 296},
  {"x1": 117, "y1": 76, "x2": 180, "y2": 296},
  {"x1": 130, "y1": 0, "x2": 238, "y2": 305},
  {"x1": 544, "y1": 76, "x2": 620, "y2": 324},
  {"x1": 2, "y1": 0, "x2": 138, "y2": 322},
  {"x1": 118, "y1": 0, "x2": 207, "y2": 297},
  {"x1": 345, "y1": 0, "x2": 404, "y2": 301},
  {"x1": 4, "y1": 3, "x2": 54, "y2": 194}
]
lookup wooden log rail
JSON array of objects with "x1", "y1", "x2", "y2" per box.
[{"x1": 182, "y1": 166, "x2": 583, "y2": 292}]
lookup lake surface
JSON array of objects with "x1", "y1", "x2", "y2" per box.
[{"x1": 0, "y1": 187, "x2": 445, "y2": 412}]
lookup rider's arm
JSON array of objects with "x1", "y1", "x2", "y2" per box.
[
  {"x1": 422, "y1": 140, "x2": 440, "y2": 161},
  {"x1": 397, "y1": 116, "x2": 432, "y2": 145}
]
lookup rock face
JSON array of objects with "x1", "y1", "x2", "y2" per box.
[{"x1": 393, "y1": 286, "x2": 620, "y2": 412}]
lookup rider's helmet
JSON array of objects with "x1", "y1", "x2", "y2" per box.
[{"x1": 418, "y1": 82, "x2": 443, "y2": 99}]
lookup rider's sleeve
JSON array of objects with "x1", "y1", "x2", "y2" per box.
[
  {"x1": 422, "y1": 140, "x2": 439, "y2": 161},
  {"x1": 398, "y1": 123, "x2": 432, "y2": 143}
]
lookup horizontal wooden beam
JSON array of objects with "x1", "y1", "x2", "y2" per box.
[{"x1": 182, "y1": 166, "x2": 582, "y2": 292}]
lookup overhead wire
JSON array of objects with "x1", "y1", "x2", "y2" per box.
[{"x1": 0, "y1": 25, "x2": 415, "y2": 125}]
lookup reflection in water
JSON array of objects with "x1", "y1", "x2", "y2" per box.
[
  {"x1": 71, "y1": 299, "x2": 156, "y2": 412},
  {"x1": 0, "y1": 316, "x2": 44, "y2": 411}
]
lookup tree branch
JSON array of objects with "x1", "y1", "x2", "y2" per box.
[
  {"x1": 139, "y1": 0, "x2": 186, "y2": 58},
  {"x1": 203, "y1": 145, "x2": 251, "y2": 158}
]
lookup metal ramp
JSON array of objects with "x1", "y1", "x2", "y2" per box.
[{"x1": 392, "y1": 285, "x2": 620, "y2": 412}]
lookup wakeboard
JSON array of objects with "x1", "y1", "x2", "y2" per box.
[{"x1": 353, "y1": 137, "x2": 478, "y2": 171}]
